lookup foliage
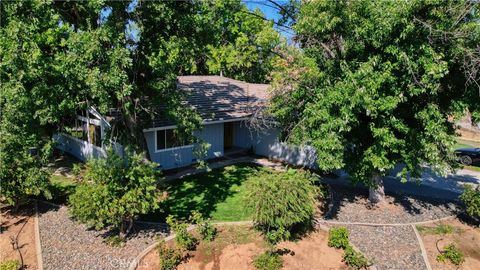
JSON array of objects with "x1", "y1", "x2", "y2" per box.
[
  {"x1": 416, "y1": 224, "x2": 455, "y2": 235},
  {"x1": 157, "y1": 240, "x2": 183, "y2": 270},
  {"x1": 328, "y1": 227, "x2": 370, "y2": 268},
  {"x1": 103, "y1": 235, "x2": 126, "y2": 248},
  {"x1": 0, "y1": 0, "x2": 281, "y2": 159},
  {"x1": 269, "y1": 0, "x2": 480, "y2": 199},
  {"x1": 253, "y1": 251, "x2": 283, "y2": 270},
  {"x1": 437, "y1": 244, "x2": 465, "y2": 266},
  {"x1": 0, "y1": 130, "x2": 52, "y2": 206},
  {"x1": 328, "y1": 227, "x2": 350, "y2": 249},
  {"x1": 166, "y1": 215, "x2": 197, "y2": 251},
  {"x1": 71, "y1": 163, "x2": 83, "y2": 178},
  {"x1": 245, "y1": 168, "x2": 320, "y2": 244},
  {"x1": 190, "y1": 211, "x2": 217, "y2": 242},
  {"x1": 460, "y1": 185, "x2": 480, "y2": 220},
  {"x1": 343, "y1": 245, "x2": 370, "y2": 270},
  {"x1": 68, "y1": 149, "x2": 162, "y2": 236},
  {"x1": 0, "y1": 260, "x2": 20, "y2": 270}
]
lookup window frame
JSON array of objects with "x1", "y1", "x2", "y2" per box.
[{"x1": 154, "y1": 129, "x2": 194, "y2": 153}]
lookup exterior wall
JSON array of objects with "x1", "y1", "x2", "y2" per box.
[
  {"x1": 252, "y1": 128, "x2": 318, "y2": 169},
  {"x1": 53, "y1": 133, "x2": 123, "y2": 162},
  {"x1": 145, "y1": 123, "x2": 224, "y2": 170},
  {"x1": 233, "y1": 122, "x2": 318, "y2": 169},
  {"x1": 144, "y1": 120, "x2": 319, "y2": 170}
]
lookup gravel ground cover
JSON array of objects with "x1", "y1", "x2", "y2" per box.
[
  {"x1": 325, "y1": 184, "x2": 459, "y2": 224},
  {"x1": 346, "y1": 225, "x2": 427, "y2": 270},
  {"x1": 316, "y1": 183, "x2": 462, "y2": 270},
  {"x1": 37, "y1": 202, "x2": 168, "y2": 270}
]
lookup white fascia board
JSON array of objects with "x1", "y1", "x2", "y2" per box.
[{"x1": 143, "y1": 118, "x2": 249, "y2": 133}]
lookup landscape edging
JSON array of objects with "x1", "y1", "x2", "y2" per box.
[
  {"x1": 411, "y1": 224, "x2": 433, "y2": 270},
  {"x1": 34, "y1": 201, "x2": 44, "y2": 270},
  {"x1": 127, "y1": 225, "x2": 195, "y2": 270},
  {"x1": 316, "y1": 215, "x2": 456, "y2": 227}
]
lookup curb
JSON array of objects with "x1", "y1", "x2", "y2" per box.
[
  {"x1": 411, "y1": 224, "x2": 433, "y2": 270},
  {"x1": 34, "y1": 201, "x2": 44, "y2": 270}
]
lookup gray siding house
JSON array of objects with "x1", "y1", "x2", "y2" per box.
[
  {"x1": 143, "y1": 76, "x2": 317, "y2": 169},
  {"x1": 55, "y1": 76, "x2": 318, "y2": 169}
]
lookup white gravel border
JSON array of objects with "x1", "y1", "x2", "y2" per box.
[
  {"x1": 34, "y1": 201, "x2": 44, "y2": 270},
  {"x1": 412, "y1": 224, "x2": 433, "y2": 270}
]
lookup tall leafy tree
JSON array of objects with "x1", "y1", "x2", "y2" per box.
[
  {"x1": 269, "y1": 0, "x2": 480, "y2": 203},
  {"x1": 0, "y1": 0, "x2": 282, "y2": 205}
]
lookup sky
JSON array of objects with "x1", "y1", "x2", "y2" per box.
[
  {"x1": 101, "y1": 0, "x2": 294, "y2": 43},
  {"x1": 243, "y1": 0, "x2": 294, "y2": 41}
]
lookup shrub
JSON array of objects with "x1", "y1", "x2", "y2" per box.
[
  {"x1": 71, "y1": 163, "x2": 83, "y2": 178},
  {"x1": 343, "y1": 245, "x2": 370, "y2": 269},
  {"x1": 157, "y1": 241, "x2": 183, "y2": 270},
  {"x1": 190, "y1": 211, "x2": 216, "y2": 241},
  {"x1": 437, "y1": 244, "x2": 465, "y2": 266},
  {"x1": 265, "y1": 227, "x2": 290, "y2": 246},
  {"x1": 254, "y1": 251, "x2": 283, "y2": 270},
  {"x1": 0, "y1": 139, "x2": 52, "y2": 207},
  {"x1": 328, "y1": 227, "x2": 349, "y2": 249},
  {"x1": 103, "y1": 235, "x2": 125, "y2": 247},
  {"x1": 328, "y1": 227, "x2": 370, "y2": 269},
  {"x1": 245, "y1": 169, "x2": 320, "y2": 244},
  {"x1": 68, "y1": 149, "x2": 162, "y2": 237},
  {"x1": 166, "y1": 215, "x2": 197, "y2": 250},
  {"x1": 460, "y1": 185, "x2": 480, "y2": 220},
  {"x1": 0, "y1": 260, "x2": 20, "y2": 270}
]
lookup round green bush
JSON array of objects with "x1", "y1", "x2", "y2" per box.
[{"x1": 245, "y1": 168, "x2": 321, "y2": 243}]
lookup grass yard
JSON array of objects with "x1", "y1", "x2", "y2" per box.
[
  {"x1": 143, "y1": 163, "x2": 275, "y2": 222},
  {"x1": 455, "y1": 138, "x2": 480, "y2": 149}
]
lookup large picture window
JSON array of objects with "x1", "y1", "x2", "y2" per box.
[{"x1": 156, "y1": 129, "x2": 193, "y2": 151}]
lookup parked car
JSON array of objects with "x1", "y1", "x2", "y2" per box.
[{"x1": 454, "y1": 147, "x2": 480, "y2": 166}]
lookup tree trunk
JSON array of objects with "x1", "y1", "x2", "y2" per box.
[
  {"x1": 119, "y1": 217, "x2": 134, "y2": 239},
  {"x1": 368, "y1": 173, "x2": 385, "y2": 204}
]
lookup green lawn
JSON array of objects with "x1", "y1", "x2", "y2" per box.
[
  {"x1": 463, "y1": 165, "x2": 480, "y2": 172},
  {"x1": 143, "y1": 163, "x2": 275, "y2": 222},
  {"x1": 454, "y1": 143, "x2": 474, "y2": 149},
  {"x1": 46, "y1": 174, "x2": 78, "y2": 204}
]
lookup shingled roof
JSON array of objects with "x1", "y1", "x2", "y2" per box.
[{"x1": 151, "y1": 76, "x2": 270, "y2": 128}]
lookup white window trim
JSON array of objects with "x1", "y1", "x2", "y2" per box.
[
  {"x1": 155, "y1": 144, "x2": 194, "y2": 153},
  {"x1": 154, "y1": 129, "x2": 194, "y2": 153}
]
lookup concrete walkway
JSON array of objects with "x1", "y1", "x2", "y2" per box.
[{"x1": 163, "y1": 155, "x2": 287, "y2": 181}]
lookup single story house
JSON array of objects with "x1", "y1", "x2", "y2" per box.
[{"x1": 54, "y1": 76, "x2": 318, "y2": 170}]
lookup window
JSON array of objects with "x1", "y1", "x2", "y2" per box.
[{"x1": 156, "y1": 129, "x2": 193, "y2": 151}]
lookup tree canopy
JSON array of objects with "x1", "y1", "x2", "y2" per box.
[
  {"x1": 269, "y1": 0, "x2": 480, "y2": 202},
  {"x1": 0, "y1": 0, "x2": 282, "y2": 206}
]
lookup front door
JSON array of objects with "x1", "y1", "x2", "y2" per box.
[{"x1": 224, "y1": 122, "x2": 233, "y2": 150}]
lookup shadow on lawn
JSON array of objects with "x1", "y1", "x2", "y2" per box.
[{"x1": 141, "y1": 163, "x2": 263, "y2": 222}]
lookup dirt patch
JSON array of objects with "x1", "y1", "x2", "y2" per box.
[
  {"x1": 278, "y1": 230, "x2": 348, "y2": 270},
  {"x1": 0, "y1": 204, "x2": 38, "y2": 269},
  {"x1": 138, "y1": 226, "x2": 347, "y2": 270},
  {"x1": 418, "y1": 219, "x2": 480, "y2": 270}
]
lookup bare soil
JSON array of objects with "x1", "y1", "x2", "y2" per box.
[
  {"x1": 138, "y1": 225, "x2": 347, "y2": 270},
  {"x1": 0, "y1": 204, "x2": 38, "y2": 269},
  {"x1": 418, "y1": 219, "x2": 480, "y2": 270}
]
